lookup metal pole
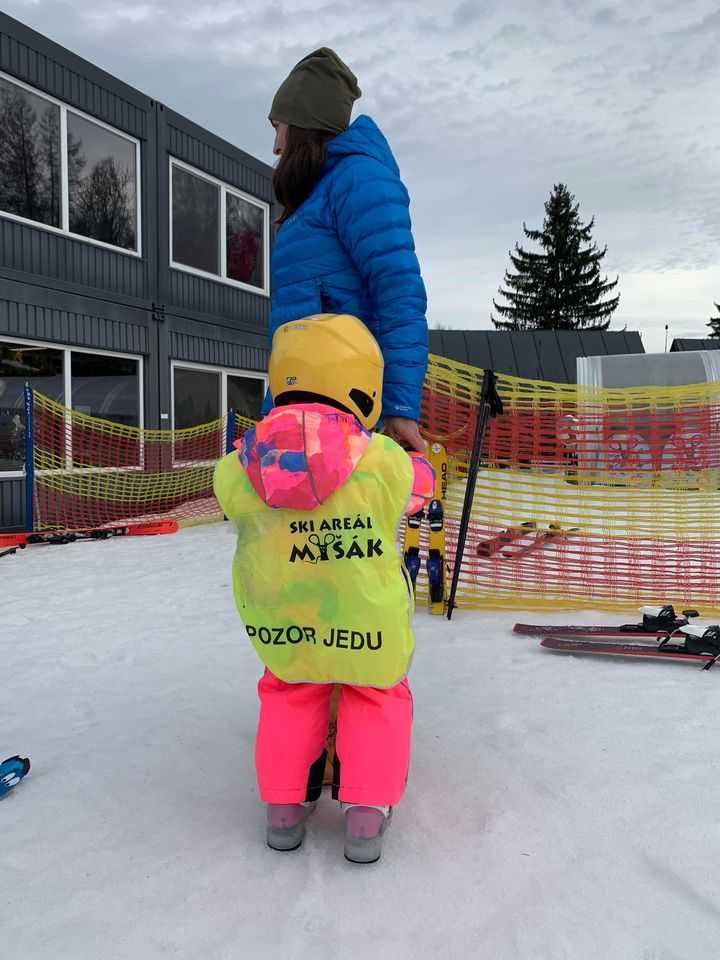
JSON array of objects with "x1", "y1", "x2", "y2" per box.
[
  {"x1": 225, "y1": 408, "x2": 237, "y2": 454},
  {"x1": 24, "y1": 383, "x2": 35, "y2": 532},
  {"x1": 665, "y1": 325, "x2": 669, "y2": 352},
  {"x1": 221, "y1": 408, "x2": 237, "y2": 523},
  {"x1": 446, "y1": 369, "x2": 502, "y2": 620}
]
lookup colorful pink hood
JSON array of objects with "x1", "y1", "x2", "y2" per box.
[{"x1": 236, "y1": 404, "x2": 371, "y2": 511}]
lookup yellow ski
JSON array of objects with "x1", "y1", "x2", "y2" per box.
[{"x1": 426, "y1": 442, "x2": 448, "y2": 615}]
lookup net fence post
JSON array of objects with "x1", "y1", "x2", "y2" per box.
[
  {"x1": 222, "y1": 409, "x2": 237, "y2": 523},
  {"x1": 24, "y1": 383, "x2": 35, "y2": 533},
  {"x1": 446, "y1": 369, "x2": 502, "y2": 620},
  {"x1": 225, "y1": 409, "x2": 237, "y2": 454}
]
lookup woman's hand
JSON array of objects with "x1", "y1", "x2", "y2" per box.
[{"x1": 383, "y1": 417, "x2": 427, "y2": 453}]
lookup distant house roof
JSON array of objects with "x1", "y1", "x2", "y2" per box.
[
  {"x1": 670, "y1": 338, "x2": 720, "y2": 352},
  {"x1": 428, "y1": 330, "x2": 645, "y2": 383}
]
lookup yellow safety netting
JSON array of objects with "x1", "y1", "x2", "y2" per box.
[
  {"x1": 31, "y1": 391, "x2": 254, "y2": 530},
  {"x1": 420, "y1": 355, "x2": 720, "y2": 614}
]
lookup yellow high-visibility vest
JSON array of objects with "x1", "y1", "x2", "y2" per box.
[{"x1": 214, "y1": 433, "x2": 415, "y2": 687}]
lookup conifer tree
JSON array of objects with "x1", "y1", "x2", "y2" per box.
[
  {"x1": 708, "y1": 303, "x2": 720, "y2": 338},
  {"x1": 492, "y1": 184, "x2": 619, "y2": 331}
]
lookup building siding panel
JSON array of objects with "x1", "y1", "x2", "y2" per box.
[
  {"x1": 168, "y1": 315, "x2": 268, "y2": 373},
  {"x1": 671, "y1": 339, "x2": 720, "y2": 352},
  {"x1": 485, "y1": 332, "x2": 518, "y2": 378},
  {"x1": 462, "y1": 331, "x2": 490, "y2": 369},
  {"x1": 0, "y1": 12, "x2": 150, "y2": 137},
  {"x1": 0, "y1": 278, "x2": 150, "y2": 354},
  {"x1": 167, "y1": 271, "x2": 269, "y2": 331},
  {"x1": 429, "y1": 329, "x2": 645, "y2": 382},
  {"x1": 0, "y1": 219, "x2": 152, "y2": 303},
  {"x1": 0, "y1": 479, "x2": 25, "y2": 532},
  {"x1": 534, "y1": 331, "x2": 568, "y2": 383},
  {"x1": 509, "y1": 333, "x2": 543, "y2": 380}
]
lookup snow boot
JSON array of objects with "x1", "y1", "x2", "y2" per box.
[
  {"x1": 266, "y1": 801, "x2": 316, "y2": 852},
  {"x1": 343, "y1": 805, "x2": 392, "y2": 864}
]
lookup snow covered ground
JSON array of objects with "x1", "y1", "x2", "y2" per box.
[{"x1": 3, "y1": 523, "x2": 719, "y2": 959}]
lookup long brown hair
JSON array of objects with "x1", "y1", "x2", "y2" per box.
[{"x1": 273, "y1": 125, "x2": 333, "y2": 224}]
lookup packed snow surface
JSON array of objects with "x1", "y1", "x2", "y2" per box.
[{"x1": 2, "y1": 524, "x2": 719, "y2": 959}]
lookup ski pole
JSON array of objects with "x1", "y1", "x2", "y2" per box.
[{"x1": 447, "y1": 369, "x2": 503, "y2": 620}]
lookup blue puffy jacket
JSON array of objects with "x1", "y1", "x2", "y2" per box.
[{"x1": 265, "y1": 115, "x2": 428, "y2": 421}]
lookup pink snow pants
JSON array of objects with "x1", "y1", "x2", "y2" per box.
[{"x1": 255, "y1": 671, "x2": 413, "y2": 807}]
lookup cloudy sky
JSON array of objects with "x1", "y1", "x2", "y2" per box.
[{"x1": 5, "y1": 0, "x2": 720, "y2": 351}]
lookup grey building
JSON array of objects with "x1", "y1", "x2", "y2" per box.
[
  {"x1": 0, "y1": 13, "x2": 274, "y2": 530},
  {"x1": 428, "y1": 329, "x2": 645, "y2": 383},
  {"x1": 671, "y1": 338, "x2": 720, "y2": 352}
]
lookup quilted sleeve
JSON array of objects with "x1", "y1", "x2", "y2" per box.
[{"x1": 330, "y1": 156, "x2": 428, "y2": 421}]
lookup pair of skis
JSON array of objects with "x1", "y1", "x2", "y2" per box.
[
  {"x1": 477, "y1": 522, "x2": 577, "y2": 560},
  {"x1": 477, "y1": 521, "x2": 536, "y2": 558},
  {"x1": 0, "y1": 519, "x2": 178, "y2": 550},
  {"x1": 515, "y1": 605, "x2": 720, "y2": 670},
  {"x1": 403, "y1": 442, "x2": 448, "y2": 615}
]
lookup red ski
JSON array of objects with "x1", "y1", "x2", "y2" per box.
[
  {"x1": 0, "y1": 519, "x2": 178, "y2": 549},
  {"x1": 540, "y1": 632, "x2": 719, "y2": 670},
  {"x1": 476, "y1": 522, "x2": 536, "y2": 558},
  {"x1": 500, "y1": 524, "x2": 578, "y2": 561},
  {"x1": 514, "y1": 605, "x2": 699, "y2": 640}
]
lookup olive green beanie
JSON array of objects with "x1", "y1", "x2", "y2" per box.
[{"x1": 269, "y1": 47, "x2": 361, "y2": 135}]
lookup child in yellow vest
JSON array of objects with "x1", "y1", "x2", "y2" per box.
[{"x1": 214, "y1": 313, "x2": 433, "y2": 863}]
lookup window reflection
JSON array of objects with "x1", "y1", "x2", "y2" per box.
[
  {"x1": 227, "y1": 374, "x2": 264, "y2": 420},
  {"x1": 71, "y1": 352, "x2": 140, "y2": 467},
  {"x1": 71, "y1": 352, "x2": 139, "y2": 426},
  {"x1": 0, "y1": 78, "x2": 61, "y2": 228},
  {"x1": 67, "y1": 112, "x2": 138, "y2": 250},
  {"x1": 226, "y1": 194, "x2": 264, "y2": 289},
  {"x1": 173, "y1": 367, "x2": 220, "y2": 429},
  {"x1": 172, "y1": 167, "x2": 219, "y2": 275}
]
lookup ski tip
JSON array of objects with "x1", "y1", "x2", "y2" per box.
[
  {"x1": 0, "y1": 534, "x2": 29, "y2": 548},
  {"x1": 126, "y1": 520, "x2": 179, "y2": 536}
]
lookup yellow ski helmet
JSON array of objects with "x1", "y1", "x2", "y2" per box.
[{"x1": 269, "y1": 313, "x2": 384, "y2": 430}]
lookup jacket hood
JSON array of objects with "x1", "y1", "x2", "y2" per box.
[
  {"x1": 325, "y1": 114, "x2": 399, "y2": 176},
  {"x1": 237, "y1": 404, "x2": 371, "y2": 510}
]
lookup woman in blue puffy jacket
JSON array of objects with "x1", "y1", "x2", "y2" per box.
[{"x1": 266, "y1": 47, "x2": 429, "y2": 452}]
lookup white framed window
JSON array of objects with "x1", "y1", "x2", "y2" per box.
[
  {"x1": 170, "y1": 360, "x2": 266, "y2": 465},
  {"x1": 0, "y1": 71, "x2": 141, "y2": 256},
  {"x1": 0, "y1": 335, "x2": 143, "y2": 477},
  {"x1": 169, "y1": 158, "x2": 269, "y2": 296}
]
